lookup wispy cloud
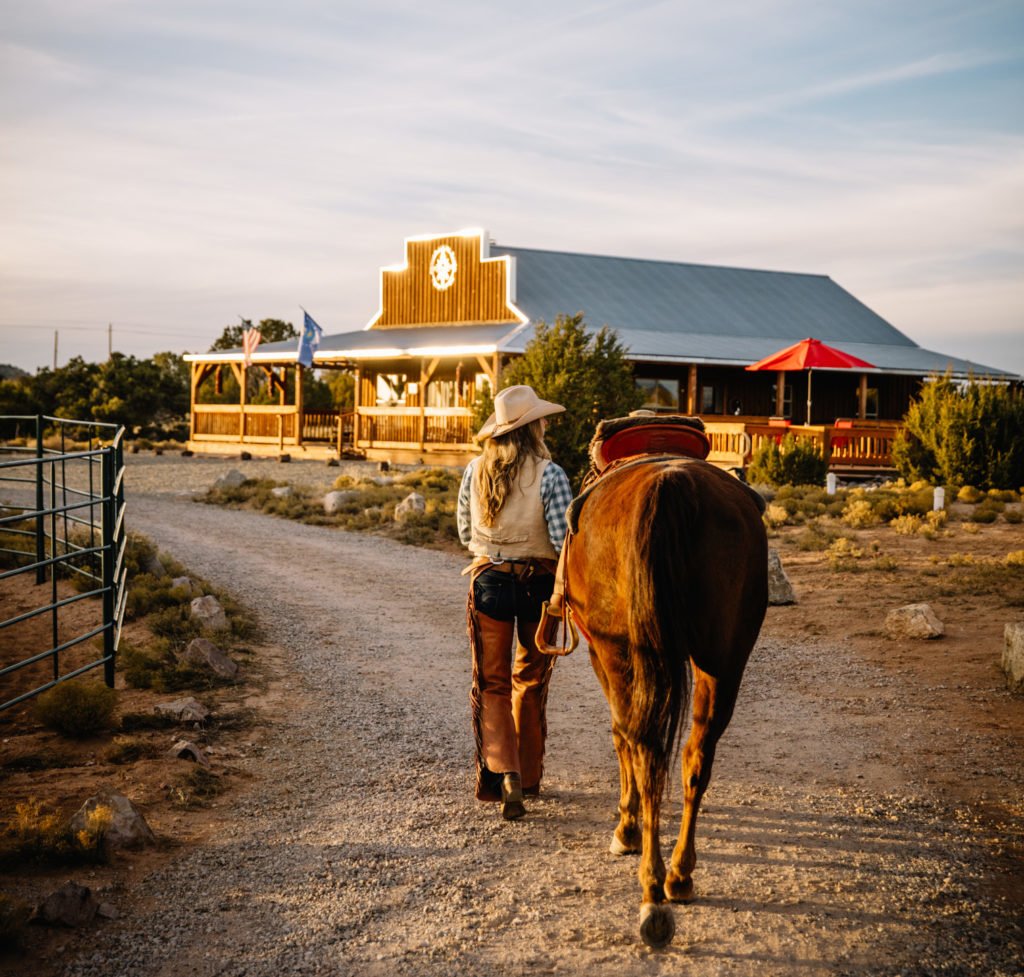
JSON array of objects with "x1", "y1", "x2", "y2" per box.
[{"x1": 0, "y1": 0, "x2": 1021, "y2": 372}]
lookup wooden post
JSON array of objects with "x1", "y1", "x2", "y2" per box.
[
  {"x1": 775, "y1": 370, "x2": 786, "y2": 416},
  {"x1": 419, "y1": 358, "x2": 428, "y2": 450},
  {"x1": 295, "y1": 364, "x2": 304, "y2": 446},
  {"x1": 858, "y1": 373, "x2": 868, "y2": 420},
  {"x1": 687, "y1": 364, "x2": 697, "y2": 415},
  {"x1": 189, "y1": 363, "x2": 199, "y2": 441},
  {"x1": 230, "y1": 362, "x2": 246, "y2": 442},
  {"x1": 353, "y1": 367, "x2": 362, "y2": 447}
]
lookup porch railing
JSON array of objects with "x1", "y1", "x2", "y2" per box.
[
  {"x1": 704, "y1": 419, "x2": 901, "y2": 470},
  {"x1": 0, "y1": 415, "x2": 127, "y2": 712},
  {"x1": 355, "y1": 406, "x2": 474, "y2": 450},
  {"x1": 192, "y1": 405, "x2": 355, "y2": 452}
]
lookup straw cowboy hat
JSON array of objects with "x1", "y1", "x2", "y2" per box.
[{"x1": 476, "y1": 385, "x2": 565, "y2": 440}]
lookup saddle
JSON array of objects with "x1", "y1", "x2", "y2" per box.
[{"x1": 535, "y1": 414, "x2": 712, "y2": 656}]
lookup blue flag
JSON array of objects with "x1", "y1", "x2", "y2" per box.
[{"x1": 297, "y1": 311, "x2": 323, "y2": 368}]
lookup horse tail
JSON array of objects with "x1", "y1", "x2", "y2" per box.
[{"x1": 626, "y1": 466, "x2": 694, "y2": 760}]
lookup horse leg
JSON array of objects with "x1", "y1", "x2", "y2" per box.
[
  {"x1": 634, "y1": 743, "x2": 675, "y2": 948},
  {"x1": 609, "y1": 726, "x2": 641, "y2": 854},
  {"x1": 665, "y1": 667, "x2": 738, "y2": 903}
]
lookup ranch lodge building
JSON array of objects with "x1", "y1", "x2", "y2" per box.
[{"x1": 183, "y1": 228, "x2": 1016, "y2": 474}]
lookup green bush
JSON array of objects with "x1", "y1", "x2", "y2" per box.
[
  {"x1": 748, "y1": 434, "x2": 828, "y2": 487},
  {"x1": 33, "y1": 681, "x2": 117, "y2": 737},
  {"x1": 893, "y1": 376, "x2": 1024, "y2": 489}
]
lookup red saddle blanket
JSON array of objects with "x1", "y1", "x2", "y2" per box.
[{"x1": 589, "y1": 414, "x2": 710, "y2": 472}]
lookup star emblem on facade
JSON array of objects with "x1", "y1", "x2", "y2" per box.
[{"x1": 430, "y1": 245, "x2": 457, "y2": 291}]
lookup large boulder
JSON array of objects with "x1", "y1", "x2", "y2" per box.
[
  {"x1": 394, "y1": 492, "x2": 426, "y2": 524},
  {"x1": 190, "y1": 595, "x2": 228, "y2": 632},
  {"x1": 213, "y1": 470, "x2": 247, "y2": 490},
  {"x1": 885, "y1": 603, "x2": 944, "y2": 639},
  {"x1": 181, "y1": 638, "x2": 238, "y2": 680},
  {"x1": 32, "y1": 881, "x2": 99, "y2": 927},
  {"x1": 323, "y1": 490, "x2": 360, "y2": 515},
  {"x1": 155, "y1": 696, "x2": 210, "y2": 723},
  {"x1": 1003, "y1": 623, "x2": 1024, "y2": 693},
  {"x1": 767, "y1": 549, "x2": 796, "y2": 605},
  {"x1": 69, "y1": 788, "x2": 155, "y2": 851}
]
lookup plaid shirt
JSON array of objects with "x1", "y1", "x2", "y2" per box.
[{"x1": 458, "y1": 458, "x2": 574, "y2": 553}]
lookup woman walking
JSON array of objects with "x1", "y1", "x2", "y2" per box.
[{"x1": 457, "y1": 385, "x2": 574, "y2": 820}]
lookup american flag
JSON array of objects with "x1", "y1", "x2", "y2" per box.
[{"x1": 242, "y1": 325, "x2": 262, "y2": 367}]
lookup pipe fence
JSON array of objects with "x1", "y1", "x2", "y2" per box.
[{"x1": 0, "y1": 415, "x2": 127, "y2": 712}]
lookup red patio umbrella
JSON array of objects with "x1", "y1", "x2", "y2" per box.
[{"x1": 745, "y1": 337, "x2": 875, "y2": 424}]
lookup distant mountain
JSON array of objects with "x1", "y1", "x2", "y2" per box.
[{"x1": 0, "y1": 364, "x2": 29, "y2": 380}]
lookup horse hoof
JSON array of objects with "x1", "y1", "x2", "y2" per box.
[
  {"x1": 639, "y1": 902, "x2": 674, "y2": 948},
  {"x1": 609, "y1": 833, "x2": 640, "y2": 856},
  {"x1": 664, "y1": 875, "x2": 695, "y2": 903}
]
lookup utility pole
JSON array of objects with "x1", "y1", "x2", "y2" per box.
[
  {"x1": 108, "y1": 322, "x2": 112, "y2": 360},
  {"x1": 53, "y1": 330, "x2": 58, "y2": 369}
]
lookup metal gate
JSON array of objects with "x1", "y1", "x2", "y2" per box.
[{"x1": 0, "y1": 415, "x2": 127, "y2": 712}]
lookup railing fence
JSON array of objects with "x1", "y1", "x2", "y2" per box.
[{"x1": 0, "y1": 415, "x2": 127, "y2": 712}]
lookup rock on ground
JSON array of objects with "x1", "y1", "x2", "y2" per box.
[
  {"x1": 885, "y1": 603, "x2": 945, "y2": 639},
  {"x1": 69, "y1": 789, "x2": 155, "y2": 850},
  {"x1": 1003, "y1": 622, "x2": 1024, "y2": 692},
  {"x1": 190, "y1": 594, "x2": 227, "y2": 631}
]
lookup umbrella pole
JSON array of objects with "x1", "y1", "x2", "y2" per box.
[{"x1": 806, "y1": 369, "x2": 813, "y2": 424}]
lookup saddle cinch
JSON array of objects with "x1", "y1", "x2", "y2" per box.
[{"x1": 534, "y1": 414, "x2": 711, "y2": 656}]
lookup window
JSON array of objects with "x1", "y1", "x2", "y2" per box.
[
  {"x1": 864, "y1": 387, "x2": 878, "y2": 419},
  {"x1": 770, "y1": 383, "x2": 793, "y2": 418},
  {"x1": 375, "y1": 373, "x2": 407, "y2": 406},
  {"x1": 700, "y1": 384, "x2": 717, "y2": 413},
  {"x1": 636, "y1": 377, "x2": 680, "y2": 410}
]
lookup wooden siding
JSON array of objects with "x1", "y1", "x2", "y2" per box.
[{"x1": 371, "y1": 233, "x2": 520, "y2": 328}]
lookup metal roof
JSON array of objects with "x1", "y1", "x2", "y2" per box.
[
  {"x1": 487, "y1": 246, "x2": 1015, "y2": 378},
  {"x1": 186, "y1": 323, "x2": 527, "y2": 363},
  {"x1": 185, "y1": 243, "x2": 1016, "y2": 378}
]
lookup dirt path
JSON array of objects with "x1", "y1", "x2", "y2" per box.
[{"x1": 46, "y1": 485, "x2": 1022, "y2": 976}]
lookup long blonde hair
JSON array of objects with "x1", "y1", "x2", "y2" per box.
[{"x1": 475, "y1": 420, "x2": 550, "y2": 526}]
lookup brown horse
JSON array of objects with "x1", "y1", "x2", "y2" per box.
[{"x1": 565, "y1": 456, "x2": 767, "y2": 947}]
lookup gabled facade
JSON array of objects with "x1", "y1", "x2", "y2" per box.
[{"x1": 183, "y1": 228, "x2": 1017, "y2": 469}]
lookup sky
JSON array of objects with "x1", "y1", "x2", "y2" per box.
[{"x1": 1, "y1": 0, "x2": 1022, "y2": 376}]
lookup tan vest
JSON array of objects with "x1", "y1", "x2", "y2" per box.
[{"x1": 469, "y1": 455, "x2": 557, "y2": 561}]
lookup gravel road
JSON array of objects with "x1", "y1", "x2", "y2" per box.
[{"x1": 54, "y1": 457, "x2": 1022, "y2": 976}]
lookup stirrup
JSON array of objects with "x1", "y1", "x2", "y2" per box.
[{"x1": 535, "y1": 601, "x2": 579, "y2": 656}]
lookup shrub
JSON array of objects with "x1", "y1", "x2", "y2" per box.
[
  {"x1": 893, "y1": 376, "x2": 1024, "y2": 489},
  {"x1": 0, "y1": 799, "x2": 107, "y2": 868},
  {"x1": 988, "y1": 488, "x2": 1018, "y2": 503},
  {"x1": 34, "y1": 681, "x2": 117, "y2": 737},
  {"x1": 970, "y1": 506, "x2": 999, "y2": 524},
  {"x1": 1006, "y1": 550, "x2": 1024, "y2": 567},
  {"x1": 827, "y1": 537, "x2": 865, "y2": 571},
  {"x1": 958, "y1": 485, "x2": 985, "y2": 504},
  {"x1": 841, "y1": 499, "x2": 879, "y2": 529},
  {"x1": 747, "y1": 434, "x2": 828, "y2": 487},
  {"x1": 169, "y1": 767, "x2": 224, "y2": 809},
  {"x1": 891, "y1": 514, "x2": 922, "y2": 536},
  {"x1": 1005, "y1": 509, "x2": 1023, "y2": 524},
  {"x1": 104, "y1": 735, "x2": 161, "y2": 764}
]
